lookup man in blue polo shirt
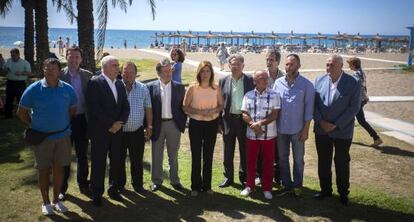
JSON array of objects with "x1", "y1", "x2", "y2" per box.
[{"x1": 17, "y1": 58, "x2": 77, "y2": 215}]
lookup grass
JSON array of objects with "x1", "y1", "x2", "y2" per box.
[
  {"x1": 0, "y1": 116, "x2": 414, "y2": 222},
  {"x1": 1, "y1": 59, "x2": 414, "y2": 221}
]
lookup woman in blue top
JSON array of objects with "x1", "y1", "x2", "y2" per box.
[{"x1": 170, "y1": 48, "x2": 185, "y2": 83}]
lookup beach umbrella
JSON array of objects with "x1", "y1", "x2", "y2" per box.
[
  {"x1": 313, "y1": 32, "x2": 327, "y2": 47},
  {"x1": 286, "y1": 30, "x2": 299, "y2": 46},
  {"x1": 13, "y1": 41, "x2": 24, "y2": 47}
]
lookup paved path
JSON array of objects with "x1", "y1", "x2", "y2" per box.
[{"x1": 139, "y1": 48, "x2": 414, "y2": 146}]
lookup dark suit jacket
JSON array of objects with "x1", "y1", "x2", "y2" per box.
[
  {"x1": 219, "y1": 73, "x2": 254, "y2": 135},
  {"x1": 314, "y1": 72, "x2": 361, "y2": 139},
  {"x1": 60, "y1": 67, "x2": 93, "y2": 94},
  {"x1": 85, "y1": 74, "x2": 130, "y2": 139},
  {"x1": 146, "y1": 79, "x2": 187, "y2": 141}
]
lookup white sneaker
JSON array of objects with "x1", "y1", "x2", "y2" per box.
[
  {"x1": 263, "y1": 191, "x2": 273, "y2": 200},
  {"x1": 240, "y1": 187, "x2": 252, "y2": 196},
  {"x1": 52, "y1": 201, "x2": 68, "y2": 213},
  {"x1": 41, "y1": 204, "x2": 54, "y2": 215},
  {"x1": 58, "y1": 193, "x2": 65, "y2": 201}
]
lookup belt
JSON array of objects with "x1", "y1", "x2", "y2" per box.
[
  {"x1": 161, "y1": 118, "x2": 173, "y2": 121},
  {"x1": 230, "y1": 114, "x2": 242, "y2": 118}
]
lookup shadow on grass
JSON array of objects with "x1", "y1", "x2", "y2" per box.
[
  {"x1": 353, "y1": 142, "x2": 414, "y2": 157},
  {"x1": 39, "y1": 186, "x2": 414, "y2": 222},
  {"x1": 0, "y1": 118, "x2": 27, "y2": 164}
]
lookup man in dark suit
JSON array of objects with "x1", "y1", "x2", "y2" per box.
[
  {"x1": 218, "y1": 54, "x2": 254, "y2": 188},
  {"x1": 86, "y1": 55, "x2": 130, "y2": 206},
  {"x1": 313, "y1": 54, "x2": 361, "y2": 206},
  {"x1": 59, "y1": 46, "x2": 93, "y2": 200},
  {"x1": 146, "y1": 58, "x2": 187, "y2": 192}
]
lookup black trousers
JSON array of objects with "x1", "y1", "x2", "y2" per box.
[
  {"x1": 5, "y1": 80, "x2": 25, "y2": 118},
  {"x1": 356, "y1": 102, "x2": 379, "y2": 140},
  {"x1": 119, "y1": 127, "x2": 145, "y2": 189},
  {"x1": 61, "y1": 114, "x2": 89, "y2": 194},
  {"x1": 223, "y1": 114, "x2": 247, "y2": 184},
  {"x1": 315, "y1": 134, "x2": 352, "y2": 196},
  {"x1": 90, "y1": 131, "x2": 123, "y2": 197},
  {"x1": 189, "y1": 118, "x2": 218, "y2": 191}
]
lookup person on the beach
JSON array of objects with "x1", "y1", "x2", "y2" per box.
[
  {"x1": 313, "y1": 54, "x2": 361, "y2": 206},
  {"x1": 347, "y1": 57, "x2": 383, "y2": 147},
  {"x1": 217, "y1": 43, "x2": 230, "y2": 71},
  {"x1": 3, "y1": 48, "x2": 31, "y2": 119},
  {"x1": 218, "y1": 54, "x2": 254, "y2": 188},
  {"x1": 146, "y1": 58, "x2": 187, "y2": 192},
  {"x1": 239, "y1": 70, "x2": 280, "y2": 200},
  {"x1": 170, "y1": 48, "x2": 185, "y2": 83},
  {"x1": 57, "y1": 36, "x2": 64, "y2": 56},
  {"x1": 65, "y1": 37, "x2": 70, "y2": 50},
  {"x1": 273, "y1": 54, "x2": 315, "y2": 197},
  {"x1": 183, "y1": 61, "x2": 224, "y2": 197},
  {"x1": 17, "y1": 58, "x2": 77, "y2": 215}
]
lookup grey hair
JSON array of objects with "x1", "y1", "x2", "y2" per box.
[
  {"x1": 228, "y1": 54, "x2": 244, "y2": 64},
  {"x1": 253, "y1": 69, "x2": 268, "y2": 79},
  {"x1": 156, "y1": 58, "x2": 171, "y2": 74},
  {"x1": 101, "y1": 55, "x2": 118, "y2": 69},
  {"x1": 329, "y1": 54, "x2": 343, "y2": 65}
]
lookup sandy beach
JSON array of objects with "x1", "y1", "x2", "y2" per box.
[{"x1": 2, "y1": 47, "x2": 413, "y2": 124}]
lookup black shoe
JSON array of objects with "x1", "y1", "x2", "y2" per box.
[
  {"x1": 219, "y1": 179, "x2": 233, "y2": 188},
  {"x1": 171, "y1": 183, "x2": 185, "y2": 191},
  {"x1": 151, "y1": 184, "x2": 161, "y2": 192},
  {"x1": 313, "y1": 192, "x2": 332, "y2": 200},
  {"x1": 108, "y1": 191, "x2": 124, "y2": 202},
  {"x1": 92, "y1": 197, "x2": 102, "y2": 207},
  {"x1": 133, "y1": 186, "x2": 145, "y2": 194},
  {"x1": 79, "y1": 186, "x2": 91, "y2": 196},
  {"x1": 340, "y1": 195, "x2": 349, "y2": 206},
  {"x1": 118, "y1": 187, "x2": 126, "y2": 194}
]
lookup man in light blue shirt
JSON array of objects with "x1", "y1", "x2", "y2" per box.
[
  {"x1": 119, "y1": 62, "x2": 153, "y2": 193},
  {"x1": 273, "y1": 54, "x2": 315, "y2": 196}
]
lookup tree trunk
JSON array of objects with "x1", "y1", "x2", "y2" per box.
[
  {"x1": 34, "y1": 0, "x2": 49, "y2": 76},
  {"x1": 21, "y1": 0, "x2": 34, "y2": 69},
  {"x1": 77, "y1": 0, "x2": 96, "y2": 73}
]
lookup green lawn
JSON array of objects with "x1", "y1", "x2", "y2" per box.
[{"x1": 1, "y1": 59, "x2": 414, "y2": 221}]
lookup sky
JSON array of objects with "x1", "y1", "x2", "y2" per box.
[{"x1": 0, "y1": 0, "x2": 413, "y2": 35}]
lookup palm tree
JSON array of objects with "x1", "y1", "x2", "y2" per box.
[
  {"x1": 57, "y1": 0, "x2": 156, "y2": 72},
  {"x1": 34, "y1": 0, "x2": 49, "y2": 75},
  {"x1": 0, "y1": 0, "x2": 35, "y2": 68}
]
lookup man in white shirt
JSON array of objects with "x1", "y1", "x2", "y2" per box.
[
  {"x1": 146, "y1": 58, "x2": 187, "y2": 192},
  {"x1": 86, "y1": 55, "x2": 130, "y2": 206}
]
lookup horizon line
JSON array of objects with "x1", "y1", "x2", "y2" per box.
[{"x1": 0, "y1": 26, "x2": 409, "y2": 37}]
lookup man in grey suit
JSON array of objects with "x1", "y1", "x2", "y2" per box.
[
  {"x1": 219, "y1": 54, "x2": 254, "y2": 188},
  {"x1": 313, "y1": 54, "x2": 361, "y2": 206},
  {"x1": 86, "y1": 55, "x2": 130, "y2": 206},
  {"x1": 147, "y1": 58, "x2": 187, "y2": 192},
  {"x1": 59, "y1": 46, "x2": 93, "y2": 200}
]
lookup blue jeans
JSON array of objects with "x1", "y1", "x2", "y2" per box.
[{"x1": 277, "y1": 133, "x2": 305, "y2": 190}]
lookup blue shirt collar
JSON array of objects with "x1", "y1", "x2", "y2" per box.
[{"x1": 41, "y1": 78, "x2": 64, "y2": 88}]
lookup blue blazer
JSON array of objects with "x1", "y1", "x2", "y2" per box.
[
  {"x1": 146, "y1": 79, "x2": 187, "y2": 141},
  {"x1": 314, "y1": 72, "x2": 361, "y2": 139},
  {"x1": 85, "y1": 74, "x2": 130, "y2": 139}
]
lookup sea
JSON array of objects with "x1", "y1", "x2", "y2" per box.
[{"x1": 0, "y1": 26, "x2": 408, "y2": 49}]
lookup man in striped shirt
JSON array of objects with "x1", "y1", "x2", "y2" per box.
[{"x1": 240, "y1": 70, "x2": 280, "y2": 200}]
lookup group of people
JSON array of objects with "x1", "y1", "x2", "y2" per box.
[{"x1": 0, "y1": 46, "x2": 384, "y2": 216}]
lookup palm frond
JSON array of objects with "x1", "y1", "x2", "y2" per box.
[
  {"x1": 0, "y1": 0, "x2": 15, "y2": 17},
  {"x1": 51, "y1": 0, "x2": 77, "y2": 24},
  {"x1": 96, "y1": 0, "x2": 109, "y2": 57},
  {"x1": 147, "y1": 0, "x2": 156, "y2": 20},
  {"x1": 116, "y1": 0, "x2": 128, "y2": 13}
]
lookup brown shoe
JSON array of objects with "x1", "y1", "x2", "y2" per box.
[{"x1": 371, "y1": 138, "x2": 383, "y2": 147}]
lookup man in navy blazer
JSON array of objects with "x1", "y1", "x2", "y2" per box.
[
  {"x1": 86, "y1": 55, "x2": 130, "y2": 206},
  {"x1": 218, "y1": 54, "x2": 254, "y2": 188},
  {"x1": 313, "y1": 54, "x2": 361, "y2": 206},
  {"x1": 146, "y1": 58, "x2": 187, "y2": 192}
]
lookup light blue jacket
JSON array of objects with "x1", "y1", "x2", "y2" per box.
[{"x1": 313, "y1": 72, "x2": 361, "y2": 139}]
